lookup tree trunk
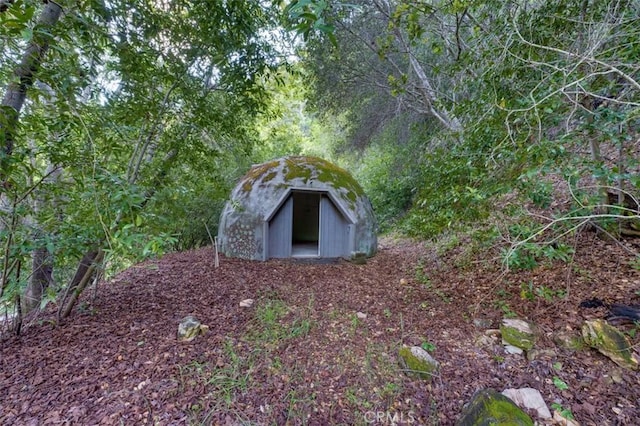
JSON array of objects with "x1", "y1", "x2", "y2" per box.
[
  {"x1": 22, "y1": 159, "x2": 60, "y2": 314},
  {"x1": 0, "y1": 0, "x2": 63, "y2": 179},
  {"x1": 22, "y1": 243, "x2": 54, "y2": 313},
  {"x1": 58, "y1": 249, "x2": 104, "y2": 320},
  {"x1": 57, "y1": 248, "x2": 101, "y2": 320}
]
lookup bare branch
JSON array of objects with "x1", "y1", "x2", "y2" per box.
[{"x1": 511, "y1": 5, "x2": 640, "y2": 92}]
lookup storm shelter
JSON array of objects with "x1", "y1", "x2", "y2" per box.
[{"x1": 218, "y1": 156, "x2": 377, "y2": 261}]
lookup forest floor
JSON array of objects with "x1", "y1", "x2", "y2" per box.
[{"x1": 1, "y1": 232, "x2": 639, "y2": 425}]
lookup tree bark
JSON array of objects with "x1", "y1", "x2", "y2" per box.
[{"x1": 1, "y1": 0, "x2": 64, "y2": 178}]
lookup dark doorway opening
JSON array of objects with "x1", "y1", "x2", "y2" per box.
[{"x1": 291, "y1": 192, "x2": 320, "y2": 257}]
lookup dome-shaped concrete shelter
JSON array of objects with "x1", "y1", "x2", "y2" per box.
[{"x1": 218, "y1": 156, "x2": 377, "y2": 260}]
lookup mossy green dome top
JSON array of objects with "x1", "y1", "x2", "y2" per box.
[{"x1": 237, "y1": 156, "x2": 365, "y2": 207}]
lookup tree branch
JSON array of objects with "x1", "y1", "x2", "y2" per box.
[{"x1": 511, "y1": 5, "x2": 640, "y2": 92}]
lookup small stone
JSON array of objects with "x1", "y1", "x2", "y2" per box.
[
  {"x1": 526, "y1": 348, "x2": 557, "y2": 362},
  {"x1": 177, "y1": 316, "x2": 208, "y2": 342},
  {"x1": 356, "y1": 312, "x2": 367, "y2": 319},
  {"x1": 474, "y1": 335, "x2": 496, "y2": 349},
  {"x1": 610, "y1": 369, "x2": 624, "y2": 384},
  {"x1": 400, "y1": 278, "x2": 409, "y2": 286},
  {"x1": 240, "y1": 299, "x2": 254, "y2": 308},
  {"x1": 485, "y1": 329, "x2": 501, "y2": 338},
  {"x1": 473, "y1": 317, "x2": 493, "y2": 329},
  {"x1": 553, "y1": 330, "x2": 585, "y2": 351},
  {"x1": 504, "y1": 345, "x2": 524, "y2": 355},
  {"x1": 502, "y1": 388, "x2": 552, "y2": 419}
]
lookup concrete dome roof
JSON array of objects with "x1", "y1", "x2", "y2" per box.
[{"x1": 218, "y1": 156, "x2": 377, "y2": 260}]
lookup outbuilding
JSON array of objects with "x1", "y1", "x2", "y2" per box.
[{"x1": 218, "y1": 156, "x2": 377, "y2": 260}]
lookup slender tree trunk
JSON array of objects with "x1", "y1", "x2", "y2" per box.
[
  {"x1": 0, "y1": 201, "x2": 19, "y2": 299},
  {"x1": 22, "y1": 241, "x2": 54, "y2": 313},
  {"x1": 57, "y1": 248, "x2": 102, "y2": 320},
  {"x1": 1, "y1": 0, "x2": 63, "y2": 179},
  {"x1": 21, "y1": 149, "x2": 61, "y2": 313},
  {"x1": 13, "y1": 260, "x2": 22, "y2": 335},
  {"x1": 58, "y1": 249, "x2": 104, "y2": 320}
]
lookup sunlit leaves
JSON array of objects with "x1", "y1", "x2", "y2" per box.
[
  {"x1": 0, "y1": 0, "x2": 289, "y2": 303},
  {"x1": 0, "y1": 0, "x2": 36, "y2": 36}
]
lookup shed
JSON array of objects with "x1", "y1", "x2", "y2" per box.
[{"x1": 218, "y1": 156, "x2": 377, "y2": 260}]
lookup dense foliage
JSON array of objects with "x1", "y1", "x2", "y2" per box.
[
  {"x1": 0, "y1": 0, "x2": 291, "y2": 324},
  {"x1": 289, "y1": 0, "x2": 640, "y2": 239}
]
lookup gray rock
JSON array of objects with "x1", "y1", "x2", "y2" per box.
[
  {"x1": 504, "y1": 344, "x2": 524, "y2": 355},
  {"x1": 582, "y1": 319, "x2": 638, "y2": 370},
  {"x1": 239, "y1": 299, "x2": 254, "y2": 308},
  {"x1": 473, "y1": 317, "x2": 493, "y2": 329},
  {"x1": 502, "y1": 388, "x2": 552, "y2": 419},
  {"x1": 526, "y1": 348, "x2": 557, "y2": 362},
  {"x1": 474, "y1": 334, "x2": 497, "y2": 349},
  {"x1": 553, "y1": 330, "x2": 585, "y2": 351}
]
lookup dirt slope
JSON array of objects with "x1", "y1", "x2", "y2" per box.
[{"x1": 1, "y1": 234, "x2": 639, "y2": 425}]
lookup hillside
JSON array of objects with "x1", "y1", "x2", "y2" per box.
[{"x1": 1, "y1": 234, "x2": 639, "y2": 425}]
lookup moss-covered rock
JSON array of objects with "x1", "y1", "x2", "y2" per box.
[
  {"x1": 177, "y1": 316, "x2": 209, "y2": 342},
  {"x1": 456, "y1": 389, "x2": 534, "y2": 426},
  {"x1": 553, "y1": 330, "x2": 585, "y2": 351},
  {"x1": 582, "y1": 319, "x2": 638, "y2": 370},
  {"x1": 500, "y1": 319, "x2": 536, "y2": 351},
  {"x1": 398, "y1": 345, "x2": 439, "y2": 380}
]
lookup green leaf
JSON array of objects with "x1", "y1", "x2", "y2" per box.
[
  {"x1": 20, "y1": 28, "x2": 32, "y2": 42},
  {"x1": 553, "y1": 376, "x2": 569, "y2": 390}
]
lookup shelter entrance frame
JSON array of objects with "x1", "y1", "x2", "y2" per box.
[{"x1": 263, "y1": 188, "x2": 355, "y2": 260}]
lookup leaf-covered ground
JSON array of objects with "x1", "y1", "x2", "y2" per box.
[{"x1": 1, "y1": 233, "x2": 639, "y2": 425}]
